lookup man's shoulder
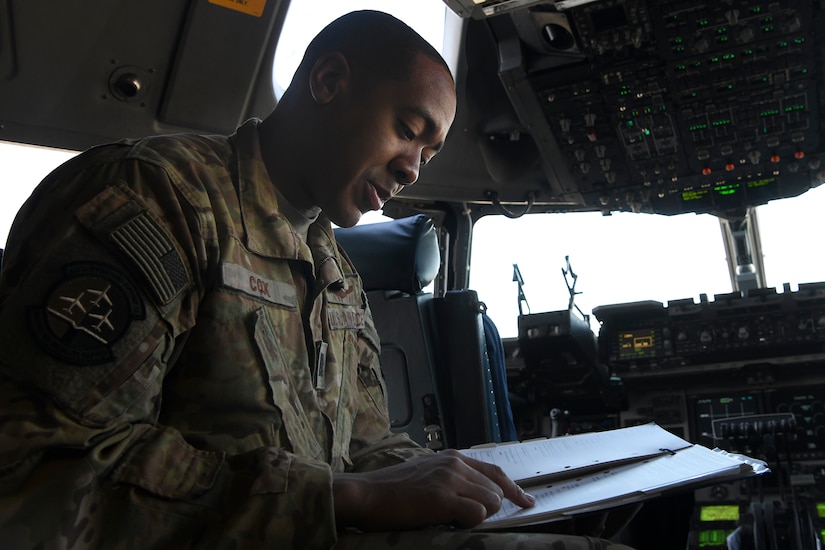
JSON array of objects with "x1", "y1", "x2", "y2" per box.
[
  {"x1": 120, "y1": 132, "x2": 233, "y2": 171},
  {"x1": 68, "y1": 132, "x2": 234, "y2": 182}
]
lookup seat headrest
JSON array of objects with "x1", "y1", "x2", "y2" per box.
[{"x1": 334, "y1": 214, "x2": 440, "y2": 294}]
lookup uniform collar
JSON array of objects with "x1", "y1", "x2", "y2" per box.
[{"x1": 231, "y1": 119, "x2": 345, "y2": 289}]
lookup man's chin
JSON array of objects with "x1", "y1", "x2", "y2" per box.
[{"x1": 330, "y1": 210, "x2": 362, "y2": 229}]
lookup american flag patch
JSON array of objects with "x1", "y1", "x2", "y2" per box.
[{"x1": 111, "y1": 213, "x2": 190, "y2": 304}]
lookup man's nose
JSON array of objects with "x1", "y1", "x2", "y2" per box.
[{"x1": 390, "y1": 152, "x2": 420, "y2": 186}]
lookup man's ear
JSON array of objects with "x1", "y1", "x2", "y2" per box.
[{"x1": 309, "y1": 52, "x2": 350, "y2": 104}]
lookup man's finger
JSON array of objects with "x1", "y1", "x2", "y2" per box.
[{"x1": 453, "y1": 452, "x2": 537, "y2": 509}]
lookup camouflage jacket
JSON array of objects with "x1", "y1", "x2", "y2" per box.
[{"x1": 0, "y1": 119, "x2": 427, "y2": 549}]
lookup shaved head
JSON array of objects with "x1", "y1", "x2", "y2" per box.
[
  {"x1": 294, "y1": 10, "x2": 453, "y2": 86},
  {"x1": 260, "y1": 9, "x2": 456, "y2": 228}
]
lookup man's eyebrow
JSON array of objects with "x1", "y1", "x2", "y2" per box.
[{"x1": 405, "y1": 107, "x2": 446, "y2": 153}]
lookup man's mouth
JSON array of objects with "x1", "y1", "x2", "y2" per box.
[{"x1": 367, "y1": 182, "x2": 390, "y2": 211}]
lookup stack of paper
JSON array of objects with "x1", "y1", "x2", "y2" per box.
[{"x1": 460, "y1": 423, "x2": 769, "y2": 529}]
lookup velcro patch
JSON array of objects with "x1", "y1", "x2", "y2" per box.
[
  {"x1": 28, "y1": 262, "x2": 146, "y2": 365},
  {"x1": 221, "y1": 262, "x2": 298, "y2": 308},
  {"x1": 327, "y1": 307, "x2": 365, "y2": 330},
  {"x1": 111, "y1": 213, "x2": 190, "y2": 305}
]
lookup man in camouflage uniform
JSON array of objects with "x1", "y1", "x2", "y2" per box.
[{"x1": 0, "y1": 10, "x2": 635, "y2": 549}]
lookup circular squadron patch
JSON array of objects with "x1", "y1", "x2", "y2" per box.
[{"x1": 28, "y1": 262, "x2": 146, "y2": 365}]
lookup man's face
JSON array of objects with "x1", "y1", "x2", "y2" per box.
[{"x1": 309, "y1": 54, "x2": 457, "y2": 228}]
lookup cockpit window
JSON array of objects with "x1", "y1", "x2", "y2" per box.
[
  {"x1": 0, "y1": 143, "x2": 76, "y2": 247},
  {"x1": 470, "y1": 211, "x2": 733, "y2": 338},
  {"x1": 756, "y1": 184, "x2": 825, "y2": 289},
  {"x1": 471, "y1": 182, "x2": 825, "y2": 339}
]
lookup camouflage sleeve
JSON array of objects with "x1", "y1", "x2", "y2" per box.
[
  {"x1": 0, "y1": 150, "x2": 337, "y2": 548},
  {"x1": 346, "y1": 302, "x2": 433, "y2": 473}
]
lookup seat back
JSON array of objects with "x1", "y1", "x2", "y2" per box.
[
  {"x1": 335, "y1": 215, "x2": 515, "y2": 449},
  {"x1": 336, "y1": 215, "x2": 447, "y2": 449},
  {"x1": 435, "y1": 289, "x2": 504, "y2": 447}
]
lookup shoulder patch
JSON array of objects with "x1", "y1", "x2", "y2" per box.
[
  {"x1": 28, "y1": 262, "x2": 146, "y2": 365},
  {"x1": 111, "y1": 212, "x2": 191, "y2": 305}
]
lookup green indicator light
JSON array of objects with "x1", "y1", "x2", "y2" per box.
[
  {"x1": 627, "y1": 120, "x2": 635, "y2": 126},
  {"x1": 763, "y1": 25, "x2": 774, "y2": 33},
  {"x1": 720, "y1": 36, "x2": 729, "y2": 42},
  {"x1": 752, "y1": 6, "x2": 762, "y2": 13},
  {"x1": 795, "y1": 37, "x2": 806, "y2": 44},
  {"x1": 717, "y1": 27, "x2": 728, "y2": 34},
  {"x1": 682, "y1": 190, "x2": 708, "y2": 201},
  {"x1": 744, "y1": 49, "x2": 754, "y2": 55},
  {"x1": 723, "y1": 53, "x2": 735, "y2": 60},
  {"x1": 762, "y1": 16, "x2": 774, "y2": 23},
  {"x1": 698, "y1": 19, "x2": 709, "y2": 27},
  {"x1": 748, "y1": 178, "x2": 775, "y2": 188},
  {"x1": 644, "y1": 129, "x2": 651, "y2": 135},
  {"x1": 714, "y1": 184, "x2": 740, "y2": 195},
  {"x1": 760, "y1": 109, "x2": 780, "y2": 116},
  {"x1": 677, "y1": 64, "x2": 687, "y2": 71},
  {"x1": 689, "y1": 124, "x2": 708, "y2": 131},
  {"x1": 785, "y1": 105, "x2": 805, "y2": 112},
  {"x1": 778, "y1": 41, "x2": 788, "y2": 48},
  {"x1": 711, "y1": 57, "x2": 720, "y2": 63},
  {"x1": 674, "y1": 37, "x2": 683, "y2": 44},
  {"x1": 712, "y1": 119, "x2": 732, "y2": 126}
]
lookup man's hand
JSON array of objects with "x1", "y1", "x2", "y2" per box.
[{"x1": 333, "y1": 450, "x2": 536, "y2": 531}]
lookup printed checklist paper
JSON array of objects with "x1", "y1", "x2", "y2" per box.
[{"x1": 460, "y1": 423, "x2": 769, "y2": 529}]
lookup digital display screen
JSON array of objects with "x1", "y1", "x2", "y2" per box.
[
  {"x1": 700, "y1": 504, "x2": 740, "y2": 522},
  {"x1": 618, "y1": 328, "x2": 657, "y2": 360},
  {"x1": 697, "y1": 529, "x2": 731, "y2": 547},
  {"x1": 817, "y1": 502, "x2": 825, "y2": 518}
]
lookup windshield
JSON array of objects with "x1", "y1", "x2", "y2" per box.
[
  {"x1": 470, "y1": 210, "x2": 731, "y2": 337},
  {"x1": 470, "y1": 184, "x2": 825, "y2": 338}
]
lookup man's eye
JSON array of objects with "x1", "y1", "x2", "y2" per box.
[{"x1": 401, "y1": 123, "x2": 415, "y2": 140}]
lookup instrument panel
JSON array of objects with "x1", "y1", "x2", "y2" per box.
[{"x1": 482, "y1": 0, "x2": 825, "y2": 215}]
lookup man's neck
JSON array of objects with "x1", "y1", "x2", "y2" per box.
[{"x1": 274, "y1": 184, "x2": 320, "y2": 242}]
